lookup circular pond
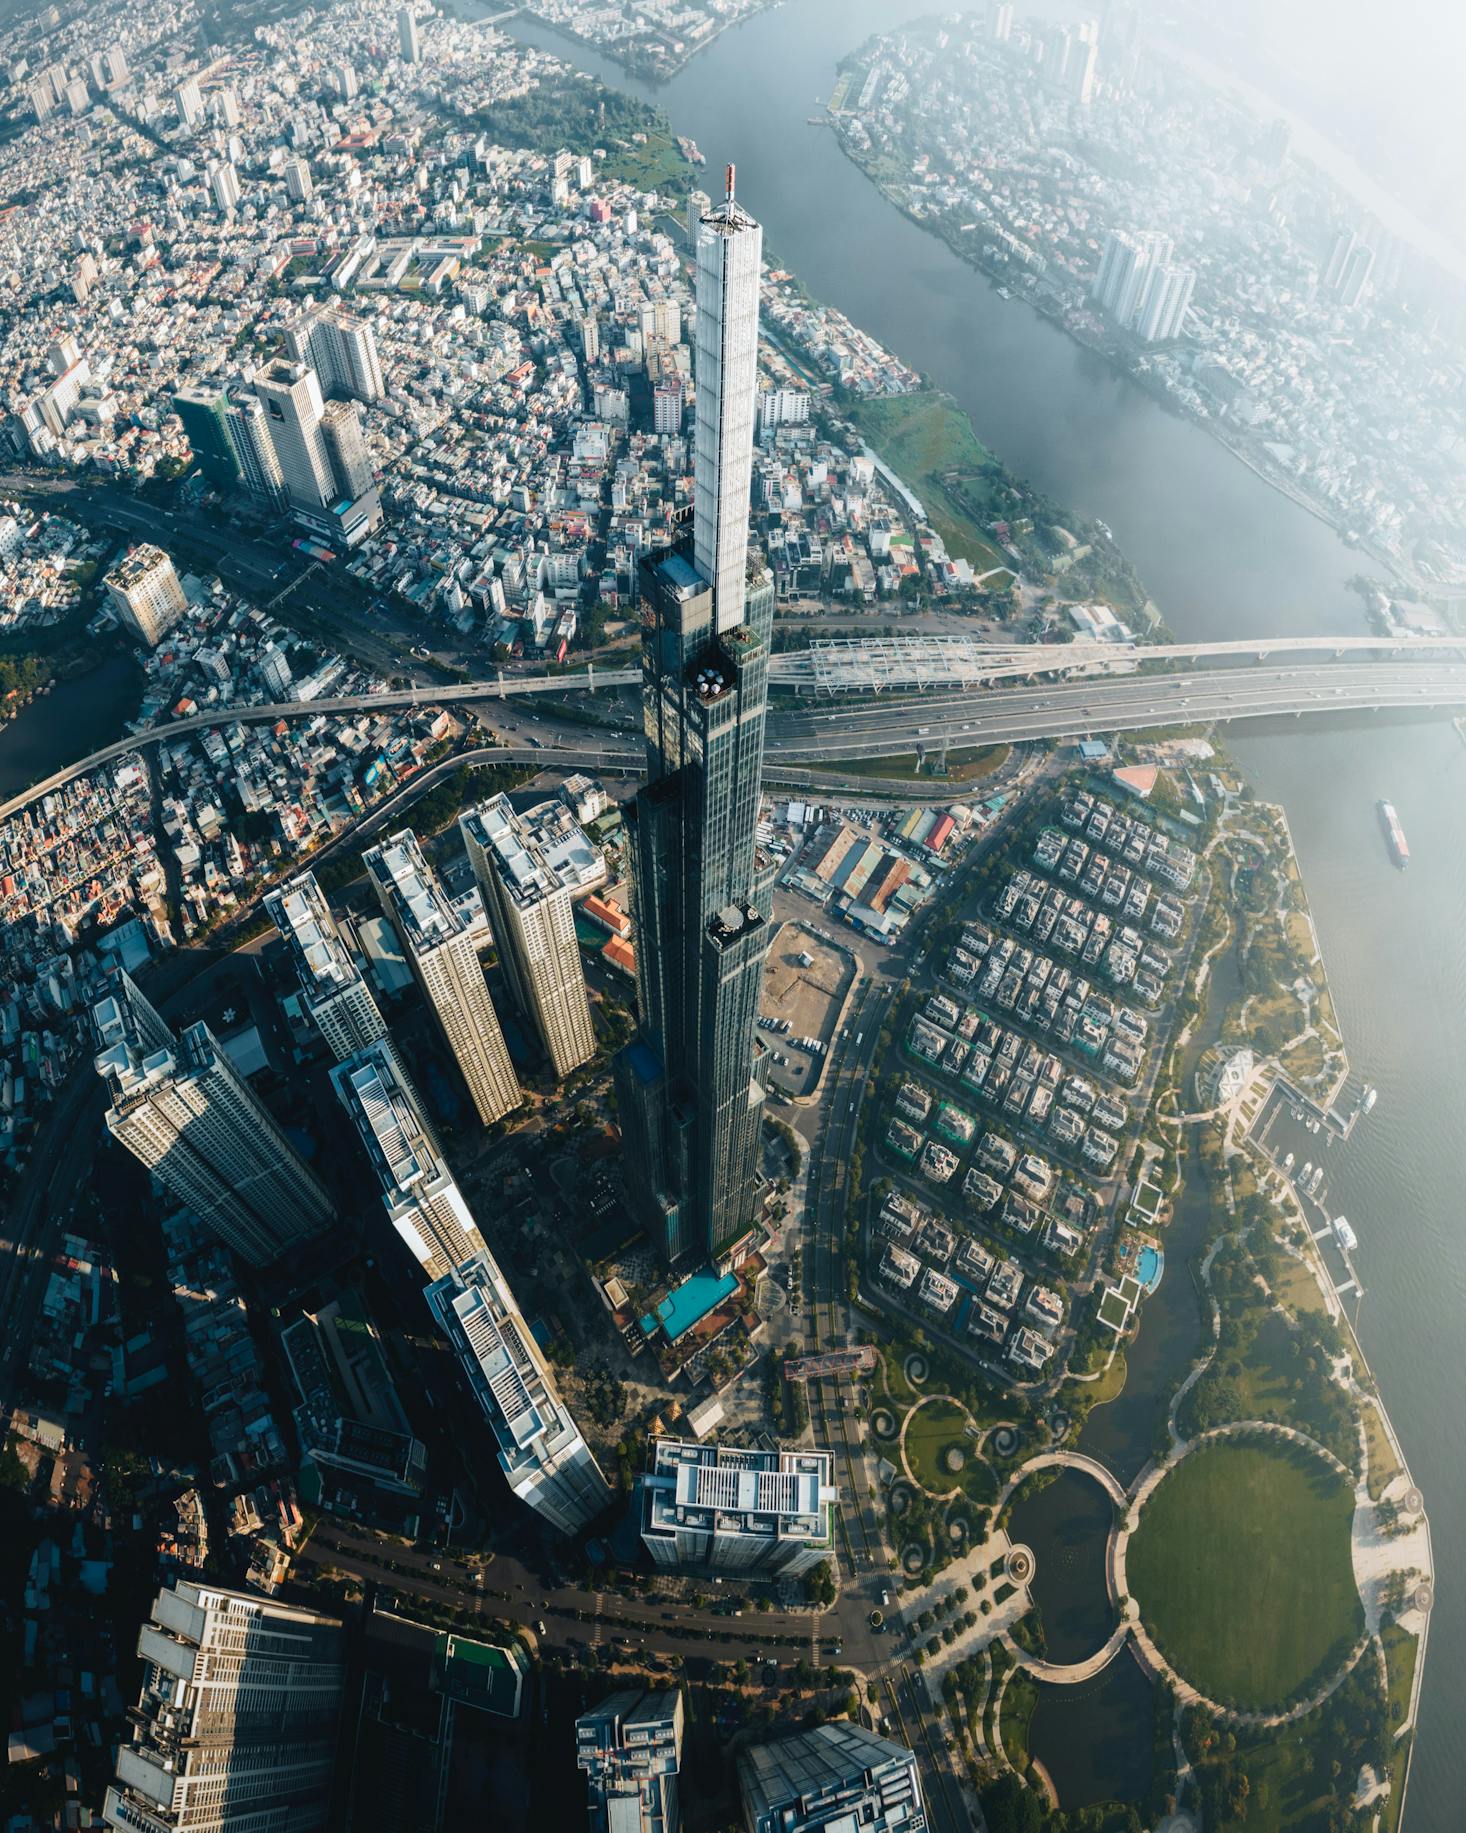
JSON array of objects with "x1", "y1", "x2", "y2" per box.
[{"x1": 1006, "y1": 1467, "x2": 1117, "y2": 1666}]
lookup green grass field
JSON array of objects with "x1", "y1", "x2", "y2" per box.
[
  {"x1": 904, "y1": 1397, "x2": 984, "y2": 1497},
  {"x1": 846, "y1": 392, "x2": 1014, "y2": 579},
  {"x1": 1129, "y1": 1438, "x2": 1363, "y2": 1711},
  {"x1": 807, "y1": 743, "x2": 1010, "y2": 784}
]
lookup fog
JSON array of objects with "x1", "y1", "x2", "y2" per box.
[{"x1": 1167, "y1": 0, "x2": 1466, "y2": 253}]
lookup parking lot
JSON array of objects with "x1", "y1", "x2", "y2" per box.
[{"x1": 759, "y1": 922, "x2": 856, "y2": 1098}]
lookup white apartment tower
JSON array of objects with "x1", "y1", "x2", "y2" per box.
[
  {"x1": 104, "y1": 545, "x2": 187, "y2": 647},
  {"x1": 693, "y1": 167, "x2": 762, "y2": 634},
  {"x1": 426, "y1": 1250, "x2": 612, "y2": 1534},
  {"x1": 641, "y1": 1440, "x2": 837, "y2": 1577},
  {"x1": 265, "y1": 871, "x2": 389, "y2": 1061},
  {"x1": 95, "y1": 1013, "x2": 333, "y2": 1267},
  {"x1": 287, "y1": 304, "x2": 386, "y2": 403},
  {"x1": 364, "y1": 829, "x2": 521, "y2": 1126},
  {"x1": 397, "y1": 4, "x2": 422, "y2": 63},
  {"x1": 102, "y1": 1582, "x2": 344, "y2": 1833},
  {"x1": 174, "y1": 76, "x2": 202, "y2": 128},
  {"x1": 332, "y1": 1042, "x2": 488, "y2": 1280},
  {"x1": 226, "y1": 395, "x2": 287, "y2": 505},
  {"x1": 252, "y1": 359, "x2": 336, "y2": 510},
  {"x1": 460, "y1": 796, "x2": 596, "y2": 1080},
  {"x1": 284, "y1": 156, "x2": 314, "y2": 202},
  {"x1": 207, "y1": 159, "x2": 241, "y2": 214}
]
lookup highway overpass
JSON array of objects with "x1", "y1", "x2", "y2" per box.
[{"x1": 6, "y1": 656, "x2": 1466, "y2": 822}]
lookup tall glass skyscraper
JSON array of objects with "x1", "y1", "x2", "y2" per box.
[{"x1": 615, "y1": 169, "x2": 773, "y2": 1270}]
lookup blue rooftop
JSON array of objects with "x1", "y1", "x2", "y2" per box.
[
  {"x1": 659, "y1": 551, "x2": 703, "y2": 593},
  {"x1": 639, "y1": 1266, "x2": 737, "y2": 1343}
]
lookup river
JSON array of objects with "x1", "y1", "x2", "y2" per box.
[
  {"x1": 0, "y1": 651, "x2": 143, "y2": 800},
  {"x1": 479, "y1": 2, "x2": 1465, "y2": 1820}
]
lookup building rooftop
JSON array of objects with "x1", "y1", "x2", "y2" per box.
[
  {"x1": 365, "y1": 829, "x2": 464, "y2": 951},
  {"x1": 331, "y1": 1045, "x2": 441, "y2": 1199},
  {"x1": 644, "y1": 1439, "x2": 836, "y2": 1546},
  {"x1": 265, "y1": 872, "x2": 363, "y2": 998}
]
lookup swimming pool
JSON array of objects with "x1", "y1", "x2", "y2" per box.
[
  {"x1": 1137, "y1": 1245, "x2": 1165, "y2": 1292},
  {"x1": 639, "y1": 1266, "x2": 738, "y2": 1343}
]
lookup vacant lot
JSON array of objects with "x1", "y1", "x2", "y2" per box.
[
  {"x1": 760, "y1": 923, "x2": 854, "y2": 1096},
  {"x1": 1128, "y1": 1437, "x2": 1362, "y2": 1711}
]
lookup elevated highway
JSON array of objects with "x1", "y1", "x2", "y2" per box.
[{"x1": 5, "y1": 656, "x2": 1466, "y2": 822}]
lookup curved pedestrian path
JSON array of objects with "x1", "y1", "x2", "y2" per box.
[{"x1": 996, "y1": 1447, "x2": 1128, "y2": 1514}]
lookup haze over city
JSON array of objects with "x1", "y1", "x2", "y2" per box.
[{"x1": 0, "y1": 2, "x2": 1459, "y2": 1832}]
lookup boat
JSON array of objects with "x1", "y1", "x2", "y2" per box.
[
  {"x1": 1300, "y1": 1162, "x2": 1312, "y2": 1182},
  {"x1": 1282, "y1": 1151, "x2": 1294, "y2": 1172},
  {"x1": 1332, "y1": 1215, "x2": 1358, "y2": 1254},
  {"x1": 1360, "y1": 1086, "x2": 1378, "y2": 1115},
  {"x1": 996, "y1": 286, "x2": 1012, "y2": 299},
  {"x1": 1378, "y1": 799, "x2": 1409, "y2": 868}
]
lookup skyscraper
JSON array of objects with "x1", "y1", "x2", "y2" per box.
[
  {"x1": 95, "y1": 1011, "x2": 333, "y2": 1267},
  {"x1": 640, "y1": 1439, "x2": 837, "y2": 1577},
  {"x1": 207, "y1": 159, "x2": 241, "y2": 213},
  {"x1": 172, "y1": 384, "x2": 243, "y2": 492},
  {"x1": 460, "y1": 795, "x2": 597, "y2": 1079},
  {"x1": 575, "y1": 1690, "x2": 684, "y2": 1833},
  {"x1": 1134, "y1": 260, "x2": 1196, "y2": 342},
  {"x1": 320, "y1": 397, "x2": 374, "y2": 499},
  {"x1": 332, "y1": 1042, "x2": 488, "y2": 1280},
  {"x1": 364, "y1": 829, "x2": 521, "y2": 1126},
  {"x1": 287, "y1": 303, "x2": 386, "y2": 403},
  {"x1": 426, "y1": 1250, "x2": 612, "y2": 1534},
  {"x1": 104, "y1": 545, "x2": 188, "y2": 648},
  {"x1": 397, "y1": 4, "x2": 422, "y2": 63},
  {"x1": 252, "y1": 358, "x2": 336, "y2": 511},
  {"x1": 614, "y1": 166, "x2": 774, "y2": 1269},
  {"x1": 226, "y1": 394, "x2": 287, "y2": 505},
  {"x1": 102, "y1": 1582, "x2": 345, "y2": 1833},
  {"x1": 738, "y1": 1725, "x2": 926, "y2": 1833},
  {"x1": 174, "y1": 76, "x2": 202, "y2": 128},
  {"x1": 265, "y1": 870, "x2": 390, "y2": 1060},
  {"x1": 284, "y1": 156, "x2": 314, "y2": 202}
]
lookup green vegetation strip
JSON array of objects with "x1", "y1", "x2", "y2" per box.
[{"x1": 1128, "y1": 1438, "x2": 1363, "y2": 1712}]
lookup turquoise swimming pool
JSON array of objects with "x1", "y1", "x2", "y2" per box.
[
  {"x1": 1137, "y1": 1245, "x2": 1164, "y2": 1291},
  {"x1": 639, "y1": 1266, "x2": 737, "y2": 1343}
]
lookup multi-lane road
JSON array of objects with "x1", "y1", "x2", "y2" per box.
[{"x1": 7, "y1": 657, "x2": 1466, "y2": 821}]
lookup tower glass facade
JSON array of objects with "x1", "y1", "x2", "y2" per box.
[{"x1": 615, "y1": 170, "x2": 772, "y2": 1269}]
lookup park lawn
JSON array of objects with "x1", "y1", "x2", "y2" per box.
[
  {"x1": 1363, "y1": 1405, "x2": 1402, "y2": 1500},
  {"x1": 846, "y1": 392, "x2": 1013, "y2": 576},
  {"x1": 1129, "y1": 1438, "x2": 1363, "y2": 1711},
  {"x1": 1381, "y1": 1622, "x2": 1418, "y2": 1733},
  {"x1": 1000, "y1": 1670, "x2": 1039, "y2": 1773},
  {"x1": 605, "y1": 130, "x2": 690, "y2": 195},
  {"x1": 1269, "y1": 1253, "x2": 1330, "y2": 1320},
  {"x1": 904, "y1": 1397, "x2": 986, "y2": 1498}
]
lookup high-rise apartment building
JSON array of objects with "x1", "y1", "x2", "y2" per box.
[
  {"x1": 460, "y1": 796, "x2": 596, "y2": 1079},
  {"x1": 738, "y1": 1725, "x2": 926, "y2": 1833},
  {"x1": 174, "y1": 76, "x2": 202, "y2": 128},
  {"x1": 265, "y1": 870, "x2": 389, "y2": 1061},
  {"x1": 92, "y1": 965, "x2": 173, "y2": 1060},
  {"x1": 1134, "y1": 260, "x2": 1195, "y2": 342},
  {"x1": 95, "y1": 1011, "x2": 333, "y2": 1266},
  {"x1": 332, "y1": 1042, "x2": 488, "y2": 1280},
  {"x1": 226, "y1": 394, "x2": 288, "y2": 505},
  {"x1": 252, "y1": 359, "x2": 336, "y2": 511},
  {"x1": 641, "y1": 1439, "x2": 836, "y2": 1576},
  {"x1": 284, "y1": 156, "x2": 314, "y2": 202},
  {"x1": 172, "y1": 384, "x2": 243, "y2": 492},
  {"x1": 102, "y1": 1582, "x2": 345, "y2": 1833},
  {"x1": 426, "y1": 1250, "x2": 611, "y2": 1534},
  {"x1": 287, "y1": 304, "x2": 386, "y2": 403},
  {"x1": 575, "y1": 1689, "x2": 684, "y2": 1833},
  {"x1": 364, "y1": 829, "x2": 521, "y2": 1126},
  {"x1": 397, "y1": 4, "x2": 422, "y2": 63},
  {"x1": 104, "y1": 545, "x2": 187, "y2": 647},
  {"x1": 614, "y1": 167, "x2": 774, "y2": 1268},
  {"x1": 1337, "y1": 242, "x2": 1376, "y2": 308},
  {"x1": 652, "y1": 377, "x2": 685, "y2": 436},
  {"x1": 207, "y1": 159, "x2": 240, "y2": 213},
  {"x1": 321, "y1": 397, "x2": 374, "y2": 500}
]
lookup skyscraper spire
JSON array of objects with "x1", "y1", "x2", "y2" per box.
[{"x1": 614, "y1": 162, "x2": 773, "y2": 1271}]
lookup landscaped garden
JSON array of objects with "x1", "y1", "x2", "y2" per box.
[
  {"x1": 902, "y1": 1396, "x2": 997, "y2": 1505},
  {"x1": 1128, "y1": 1436, "x2": 1363, "y2": 1712}
]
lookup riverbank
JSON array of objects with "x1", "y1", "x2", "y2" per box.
[{"x1": 827, "y1": 124, "x2": 1415, "y2": 596}]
